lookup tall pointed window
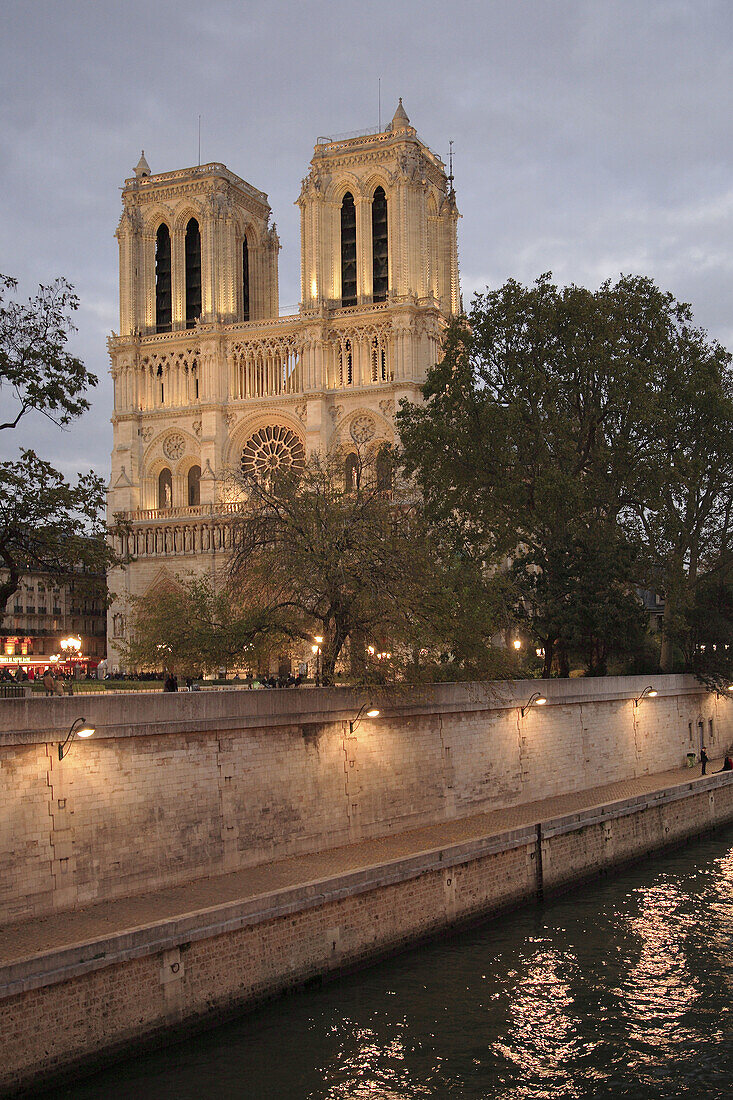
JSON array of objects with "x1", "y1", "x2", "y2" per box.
[
  {"x1": 344, "y1": 453, "x2": 359, "y2": 492},
  {"x1": 376, "y1": 445, "x2": 392, "y2": 492},
  {"x1": 242, "y1": 235, "x2": 250, "y2": 321},
  {"x1": 155, "y1": 224, "x2": 171, "y2": 332},
  {"x1": 185, "y1": 218, "x2": 201, "y2": 328},
  {"x1": 158, "y1": 468, "x2": 173, "y2": 510},
  {"x1": 341, "y1": 192, "x2": 357, "y2": 307},
  {"x1": 187, "y1": 465, "x2": 201, "y2": 506},
  {"x1": 372, "y1": 186, "x2": 388, "y2": 302}
]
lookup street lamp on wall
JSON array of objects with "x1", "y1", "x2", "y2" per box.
[
  {"x1": 634, "y1": 686, "x2": 658, "y2": 707},
  {"x1": 520, "y1": 692, "x2": 547, "y2": 718},
  {"x1": 349, "y1": 703, "x2": 380, "y2": 736},
  {"x1": 59, "y1": 717, "x2": 95, "y2": 760}
]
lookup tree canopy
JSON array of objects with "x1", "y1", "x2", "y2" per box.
[
  {"x1": 227, "y1": 448, "x2": 458, "y2": 683},
  {"x1": 119, "y1": 573, "x2": 284, "y2": 677},
  {"x1": 397, "y1": 273, "x2": 733, "y2": 684},
  {"x1": 0, "y1": 450, "x2": 108, "y2": 614},
  {"x1": 0, "y1": 275, "x2": 97, "y2": 431},
  {"x1": 0, "y1": 273, "x2": 114, "y2": 620}
]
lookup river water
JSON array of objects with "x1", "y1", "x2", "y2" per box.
[{"x1": 56, "y1": 826, "x2": 733, "y2": 1099}]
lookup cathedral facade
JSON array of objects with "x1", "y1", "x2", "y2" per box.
[{"x1": 106, "y1": 101, "x2": 460, "y2": 669}]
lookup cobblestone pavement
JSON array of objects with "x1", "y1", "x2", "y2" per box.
[{"x1": 1, "y1": 759, "x2": 727, "y2": 971}]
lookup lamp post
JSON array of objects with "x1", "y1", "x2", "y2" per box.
[
  {"x1": 349, "y1": 703, "x2": 380, "y2": 736},
  {"x1": 59, "y1": 717, "x2": 95, "y2": 760},
  {"x1": 520, "y1": 691, "x2": 547, "y2": 718},
  {"x1": 311, "y1": 636, "x2": 323, "y2": 686},
  {"x1": 633, "y1": 685, "x2": 658, "y2": 707}
]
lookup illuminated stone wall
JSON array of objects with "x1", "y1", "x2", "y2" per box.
[
  {"x1": 3, "y1": 774, "x2": 732, "y2": 1096},
  {"x1": 0, "y1": 676, "x2": 729, "y2": 927}
]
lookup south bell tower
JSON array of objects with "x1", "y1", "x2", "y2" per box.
[{"x1": 107, "y1": 103, "x2": 460, "y2": 669}]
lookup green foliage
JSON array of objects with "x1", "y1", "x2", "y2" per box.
[
  {"x1": 683, "y1": 575, "x2": 733, "y2": 693},
  {"x1": 0, "y1": 273, "x2": 113, "y2": 619},
  {"x1": 228, "y1": 448, "x2": 476, "y2": 683},
  {"x1": 397, "y1": 273, "x2": 733, "y2": 679},
  {"x1": 0, "y1": 449, "x2": 109, "y2": 615},
  {"x1": 120, "y1": 573, "x2": 284, "y2": 676},
  {"x1": 0, "y1": 274, "x2": 97, "y2": 431}
]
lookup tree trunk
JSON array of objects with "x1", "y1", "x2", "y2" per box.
[
  {"x1": 556, "y1": 639, "x2": 570, "y2": 678},
  {"x1": 659, "y1": 598, "x2": 677, "y2": 673}
]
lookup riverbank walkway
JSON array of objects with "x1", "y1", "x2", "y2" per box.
[{"x1": 2, "y1": 758, "x2": 731, "y2": 989}]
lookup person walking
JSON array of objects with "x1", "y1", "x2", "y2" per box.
[{"x1": 700, "y1": 746, "x2": 708, "y2": 776}]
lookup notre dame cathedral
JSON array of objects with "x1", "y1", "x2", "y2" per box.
[{"x1": 106, "y1": 101, "x2": 460, "y2": 669}]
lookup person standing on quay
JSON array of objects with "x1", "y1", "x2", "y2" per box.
[{"x1": 700, "y1": 746, "x2": 708, "y2": 775}]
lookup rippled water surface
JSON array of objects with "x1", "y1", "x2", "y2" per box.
[{"x1": 57, "y1": 827, "x2": 733, "y2": 1099}]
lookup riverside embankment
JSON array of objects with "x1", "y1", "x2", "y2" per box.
[{"x1": 1, "y1": 676, "x2": 731, "y2": 1095}]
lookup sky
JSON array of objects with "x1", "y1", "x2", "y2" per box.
[{"x1": 2, "y1": 0, "x2": 733, "y2": 479}]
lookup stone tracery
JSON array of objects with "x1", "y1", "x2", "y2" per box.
[{"x1": 240, "y1": 425, "x2": 305, "y2": 482}]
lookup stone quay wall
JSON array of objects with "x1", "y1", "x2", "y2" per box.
[
  {"x1": 2, "y1": 770, "x2": 732, "y2": 1097},
  {"x1": 0, "y1": 676, "x2": 730, "y2": 926}
]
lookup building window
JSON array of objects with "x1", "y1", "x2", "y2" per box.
[
  {"x1": 371, "y1": 336, "x2": 387, "y2": 382},
  {"x1": 341, "y1": 192, "x2": 357, "y2": 307},
  {"x1": 185, "y1": 218, "x2": 201, "y2": 328},
  {"x1": 339, "y1": 340, "x2": 353, "y2": 386},
  {"x1": 240, "y1": 425, "x2": 305, "y2": 485},
  {"x1": 372, "y1": 186, "x2": 388, "y2": 302},
  {"x1": 242, "y1": 235, "x2": 250, "y2": 321},
  {"x1": 376, "y1": 444, "x2": 392, "y2": 492},
  {"x1": 344, "y1": 453, "x2": 359, "y2": 492},
  {"x1": 188, "y1": 465, "x2": 201, "y2": 506},
  {"x1": 158, "y1": 468, "x2": 173, "y2": 509},
  {"x1": 155, "y1": 224, "x2": 172, "y2": 332}
]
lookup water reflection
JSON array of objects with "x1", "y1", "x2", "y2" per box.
[
  {"x1": 617, "y1": 881, "x2": 702, "y2": 1063},
  {"x1": 493, "y1": 946, "x2": 586, "y2": 1097},
  {"x1": 56, "y1": 827, "x2": 733, "y2": 1100}
]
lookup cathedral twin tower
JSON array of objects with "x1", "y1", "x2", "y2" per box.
[{"x1": 107, "y1": 101, "x2": 460, "y2": 665}]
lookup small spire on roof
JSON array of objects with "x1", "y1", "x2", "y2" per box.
[
  {"x1": 134, "y1": 150, "x2": 151, "y2": 178},
  {"x1": 390, "y1": 97, "x2": 410, "y2": 129}
]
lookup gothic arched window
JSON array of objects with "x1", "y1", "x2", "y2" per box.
[
  {"x1": 187, "y1": 465, "x2": 201, "y2": 506},
  {"x1": 339, "y1": 339, "x2": 353, "y2": 387},
  {"x1": 155, "y1": 224, "x2": 171, "y2": 333},
  {"x1": 372, "y1": 186, "x2": 388, "y2": 302},
  {"x1": 341, "y1": 192, "x2": 357, "y2": 307},
  {"x1": 158, "y1": 468, "x2": 173, "y2": 510},
  {"x1": 185, "y1": 218, "x2": 201, "y2": 328},
  {"x1": 376, "y1": 445, "x2": 392, "y2": 492},
  {"x1": 344, "y1": 453, "x2": 359, "y2": 492},
  {"x1": 242, "y1": 235, "x2": 250, "y2": 321}
]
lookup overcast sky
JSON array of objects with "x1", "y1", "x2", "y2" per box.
[{"x1": 2, "y1": 0, "x2": 733, "y2": 479}]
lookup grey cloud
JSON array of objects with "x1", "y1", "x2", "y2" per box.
[{"x1": 2, "y1": 0, "x2": 733, "y2": 475}]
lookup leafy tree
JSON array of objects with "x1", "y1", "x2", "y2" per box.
[
  {"x1": 680, "y1": 574, "x2": 733, "y2": 692},
  {"x1": 398, "y1": 273, "x2": 733, "y2": 678},
  {"x1": 397, "y1": 275, "x2": 649, "y2": 674},
  {"x1": 0, "y1": 451, "x2": 110, "y2": 615},
  {"x1": 120, "y1": 573, "x2": 283, "y2": 677},
  {"x1": 227, "y1": 448, "x2": 456, "y2": 683},
  {"x1": 0, "y1": 274, "x2": 115, "y2": 620},
  {"x1": 0, "y1": 275, "x2": 97, "y2": 431},
  {"x1": 612, "y1": 280, "x2": 733, "y2": 673}
]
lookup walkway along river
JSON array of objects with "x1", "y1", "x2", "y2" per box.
[{"x1": 54, "y1": 823, "x2": 733, "y2": 1100}]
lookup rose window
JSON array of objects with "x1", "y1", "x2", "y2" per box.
[
  {"x1": 240, "y1": 425, "x2": 305, "y2": 481},
  {"x1": 163, "y1": 433, "x2": 185, "y2": 460},
  {"x1": 350, "y1": 414, "x2": 375, "y2": 444}
]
